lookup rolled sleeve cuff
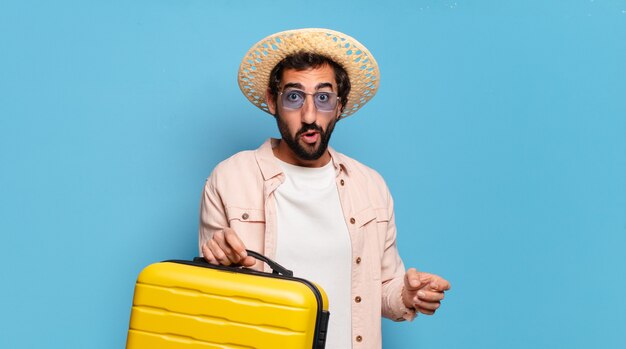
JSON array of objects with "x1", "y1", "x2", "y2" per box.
[
  {"x1": 393, "y1": 288, "x2": 418, "y2": 321},
  {"x1": 384, "y1": 277, "x2": 418, "y2": 322}
]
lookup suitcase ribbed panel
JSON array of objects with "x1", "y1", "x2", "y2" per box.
[
  {"x1": 132, "y1": 283, "x2": 312, "y2": 331},
  {"x1": 127, "y1": 329, "x2": 252, "y2": 349},
  {"x1": 127, "y1": 262, "x2": 323, "y2": 349}
]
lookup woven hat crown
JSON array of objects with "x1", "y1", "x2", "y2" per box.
[{"x1": 238, "y1": 28, "x2": 380, "y2": 118}]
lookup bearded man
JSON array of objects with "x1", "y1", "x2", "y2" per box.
[{"x1": 199, "y1": 28, "x2": 451, "y2": 349}]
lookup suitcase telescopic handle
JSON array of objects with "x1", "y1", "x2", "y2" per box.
[{"x1": 245, "y1": 250, "x2": 294, "y2": 277}]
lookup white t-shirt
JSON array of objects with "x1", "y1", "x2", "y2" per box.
[{"x1": 274, "y1": 158, "x2": 352, "y2": 349}]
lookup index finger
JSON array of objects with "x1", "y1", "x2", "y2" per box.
[
  {"x1": 223, "y1": 227, "x2": 248, "y2": 259},
  {"x1": 430, "y1": 278, "x2": 451, "y2": 292}
]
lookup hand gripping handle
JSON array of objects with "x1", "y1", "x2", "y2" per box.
[{"x1": 192, "y1": 250, "x2": 293, "y2": 277}]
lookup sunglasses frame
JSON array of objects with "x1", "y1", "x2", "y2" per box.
[{"x1": 278, "y1": 89, "x2": 340, "y2": 113}]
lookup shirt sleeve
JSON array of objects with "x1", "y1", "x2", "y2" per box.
[
  {"x1": 380, "y1": 187, "x2": 418, "y2": 322},
  {"x1": 198, "y1": 171, "x2": 228, "y2": 255}
]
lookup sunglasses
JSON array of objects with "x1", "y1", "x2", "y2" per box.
[{"x1": 278, "y1": 89, "x2": 339, "y2": 112}]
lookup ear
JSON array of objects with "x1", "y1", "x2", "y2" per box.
[
  {"x1": 266, "y1": 88, "x2": 277, "y2": 115},
  {"x1": 336, "y1": 103, "x2": 343, "y2": 121}
]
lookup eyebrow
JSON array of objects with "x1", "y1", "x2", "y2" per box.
[{"x1": 282, "y1": 82, "x2": 335, "y2": 91}]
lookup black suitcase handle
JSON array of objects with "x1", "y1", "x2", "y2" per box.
[
  {"x1": 192, "y1": 249, "x2": 293, "y2": 277},
  {"x1": 244, "y1": 250, "x2": 293, "y2": 277}
]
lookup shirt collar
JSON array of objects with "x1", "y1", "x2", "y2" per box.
[{"x1": 255, "y1": 138, "x2": 349, "y2": 181}]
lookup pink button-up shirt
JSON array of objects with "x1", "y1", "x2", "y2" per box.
[{"x1": 199, "y1": 138, "x2": 416, "y2": 348}]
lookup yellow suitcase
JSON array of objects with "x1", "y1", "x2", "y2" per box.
[{"x1": 126, "y1": 250, "x2": 330, "y2": 349}]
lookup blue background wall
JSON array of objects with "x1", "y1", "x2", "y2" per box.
[{"x1": 1, "y1": 1, "x2": 625, "y2": 348}]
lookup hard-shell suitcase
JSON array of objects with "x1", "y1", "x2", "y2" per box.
[{"x1": 126, "y1": 250, "x2": 330, "y2": 349}]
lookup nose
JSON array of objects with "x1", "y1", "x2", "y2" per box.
[{"x1": 300, "y1": 94, "x2": 317, "y2": 124}]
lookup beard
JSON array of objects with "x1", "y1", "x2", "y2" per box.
[{"x1": 275, "y1": 111, "x2": 337, "y2": 161}]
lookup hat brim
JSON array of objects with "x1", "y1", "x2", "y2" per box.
[{"x1": 238, "y1": 28, "x2": 380, "y2": 119}]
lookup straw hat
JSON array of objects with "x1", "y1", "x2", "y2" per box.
[{"x1": 238, "y1": 28, "x2": 380, "y2": 119}]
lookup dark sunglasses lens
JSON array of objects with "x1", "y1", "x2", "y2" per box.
[{"x1": 281, "y1": 91, "x2": 305, "y2": 109}]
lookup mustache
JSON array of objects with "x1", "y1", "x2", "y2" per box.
[{"x1": 296, "y1": 123, "x2": 323, "y2": 137}]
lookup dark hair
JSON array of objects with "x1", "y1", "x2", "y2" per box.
[{"x1": 268, "y1": 52, "x2": 351, "y2": 113}]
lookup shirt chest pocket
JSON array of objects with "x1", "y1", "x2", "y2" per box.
[
  {"x1": 354, "y1": 207, "x2": 390, "y2": 280},
  {"x1": 225, "y1": 207, "x2": 265, "y2": 233},
  {"x1": 354, "y1": 207, "x2": 390, "y2": 229},
  {"x1": 223, "y1": 207, "x2": 266, "y2": 258},
  {"x1": 354, "y1": 207, "x2": 391, "y2": 256},
  {"x1": 355, "y1": 207, "x2": 391, "y2": 256}
]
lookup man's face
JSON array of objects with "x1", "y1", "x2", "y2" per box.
[{"x1": 267, "y1": 64, "x2": 342, "y2": 166}]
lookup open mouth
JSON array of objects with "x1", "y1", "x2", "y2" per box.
[{"x1": 300, "y1": 130, "x2": 320, "y2": 144}]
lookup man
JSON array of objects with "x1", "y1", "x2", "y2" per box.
[{"x1": 199, "y1": 28, "x2": 450, "y2": 348}]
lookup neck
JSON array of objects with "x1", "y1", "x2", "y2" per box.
[{"x1": 272, "y1": 139, "x2": 331, "y2": 168}]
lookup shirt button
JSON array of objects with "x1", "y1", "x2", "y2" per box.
[
  {"x1": 242, "y1": 213, "x2": 249, "y2": 220},
  {"x1": 356, "y1": 335, "x2": 363, "y2": 342},
  {"x1": 356, "y1": 257, "x2": 361, "y2": 264},
  {"x1": 350, "y1": 217, "x2": 355, "y2": 224},
  {"x1": 355, "y1": 296, "x2": 362, "y2": 303},
  {"x1": 340, "y1": 179, "x2": 345, "y2": 186}
]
